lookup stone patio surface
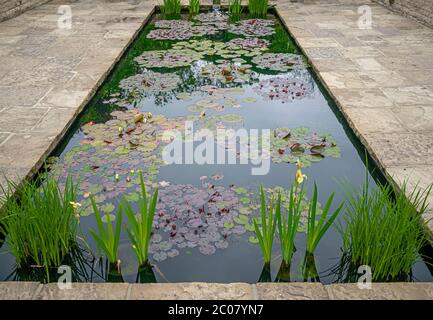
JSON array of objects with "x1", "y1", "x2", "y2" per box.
[
  {"x1": 1, "y1": 0, "x2": 433, "y2": 299},
  {"x1": 1, "y1": 281, "x2": 433, "y2": 300}
]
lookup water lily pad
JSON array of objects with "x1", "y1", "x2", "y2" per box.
[
  {"x1": 254, "y1": 72, "x2": 314, "y2": 103},
  {"x1": 101, "y1": 214, "x2": 116, "y2": 223},
  {"x1": 249, "y1": 236, "x2": 259, "y2": 244},
  {"x1": 223, "y1": 222, "x2": 235, "y2": 229},
  {"x1": 252, "y1": 53, "x2": 307, "y2": 72},
  {"x1": 234, "y1": 214, "x2": 249, "y2": 225}
]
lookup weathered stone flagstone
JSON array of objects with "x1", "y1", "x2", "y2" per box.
[
  {"x1": 129, "y1": 283, "x2": 254, "y2": 300},
  {"x1": 255, "y1": 283, "x2": 329, "y2": 300},
  {"x1": 2, "y1": 281, "x2": 433, "y2": 300}
]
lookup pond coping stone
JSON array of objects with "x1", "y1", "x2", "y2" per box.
[{"x1": 2, "y1": 281, "x2": 433, "y2": 300}]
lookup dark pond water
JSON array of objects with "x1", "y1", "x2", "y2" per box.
[{"x1": 1, "y1": 10, "x2": 432, "y2": 283}]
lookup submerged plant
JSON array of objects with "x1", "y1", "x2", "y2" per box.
[
  {"x1": 189, "y1": 0, "x2": 200, "y2": 15},
  {"x1": 0, "y1": 176, "x2": 79, "y2": 277},
  {"x1": 89, "y1": 197, "x2": 123, "y2": 269},
  {"x1": 248, "y1": 0, "x2": 269, "y2": 17},
  {"x1": 339, "y1": 170, "x2": 432, "y2": 281},
  {"x1": 253, "y1": 186, "x2": 280, "y2": 265},
  {"x1": 306, "y1": 183, "x2": 343, "y2": 254},
  {"x1": 121, "y1": 172, "x2": 158, "y2": 267},
  {"x1": 161, "y1": 0, "x2": 182, "y2": 16}
]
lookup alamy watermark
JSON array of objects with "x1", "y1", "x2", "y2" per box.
[
  {"x1": 161, "y1": 121, "x2": 271, "y2": 176},
  {"x1": 358, "y1": 5, "x2": 373, "y2": 30},
  {"x1": 357, "y1": 265, "x2": 372, "y2": 290},
  {"x1": 57, "y1": 5, "x2": 72, "y2": 30}
]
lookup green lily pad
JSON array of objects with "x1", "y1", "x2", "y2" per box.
[
  {"x1": 101, "y1": 214, "x2": 116, "y2": 223},
  {"x1": 224, "y1": 222, "x2": 235, "y2": 229},
  {"x1": 234, "y1": 214, "x2": 249, "y2": 225},
  {"x1": 101, "y1": 203, "x2": 115, "y2": 213},
  {"x1": 249, "y1": 236, "x2": 259, "y2": 244}
]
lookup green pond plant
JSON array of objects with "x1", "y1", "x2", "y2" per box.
[
  {"x1": 277, "y1": 185, "x2": 304, "y2": 267},
  {"x1": 306, "y1": 183, "x2": 343, "y2": 254},
  {"x1": 248, "y1": 0, "x2": 268, "y2": 17},
  {"x1": 0, "y1": 176, "x2": 79, "y2": 278},
  {"x1": 121, "y1": 171, "x2": 158, "y2": 267},
  {"x1": 189, "y1": 0, "x2": 200, "y2": 15},
  {"x1": 229, "y1": 0, "x2": 243, "y2": 16},
  {"x1": 339, "y1": 167, "x2": 432, "y2": 281},
  {"x1": 161, "y1": 0, "x2": 182, "y2": 16},
  {"x1": 89, "y1": 197, "x2": 123, "y2": 272},
  {"x1": 254, "y1": 186, "x2": 280, "y2": 266}
]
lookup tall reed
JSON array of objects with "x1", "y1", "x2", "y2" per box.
[
  {"x1": 121, "y1": 172, "x2": 158, "y2": 267},
  {"x1": 89, "y1": 197, "x2": 123, "y2": 268},
  {"x1": 277, "y1": 185, "x2": 304, "y2": 265},
  {"x1": 248, "y1": 0, "x2": 268, "y2": 17},
  {"x1": 339, "y1": 172, "x2": 432, "y2": 281},
  {"x1": 306, "y1": 183, "x2": 343, "y2": 254},
  {"x1": 161, "y1": 0, "x2": 182, "y2": 16},
  {"x1": 229, "y1": 0, "x2": 243, "y2": 16},
  {"x1": 189, "y1": 0, "x2": 200, "y2": 15},
  {"x1": 0, "y1": 176, "x2": 79, "y2": 276},
  {"x1": 253, "y1": 186, "x2": 279, "y2": 265}
]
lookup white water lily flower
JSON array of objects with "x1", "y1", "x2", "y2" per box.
[{"x1": 159, "y1": 181, "x2": 170, "y2": 187}]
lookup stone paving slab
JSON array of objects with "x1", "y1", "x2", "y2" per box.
[
  {"x1": 34, "y1": 283, "x2": 129, "y2": 300},
  {"x1": 0, "y1": 281, "x2": 41, "y2": 300},
  {"x1": 2, "y1": 281, "x2": 433, "y2": 300},
  {"x1": 129, "y1": 283, "x2": 254, "y2": 300},
  {"x1": 325, "y1": 283, "x2": 433, "y2": 300},
  {"x1": 0, "y1": 0, "x2": 155, "y2": 193},
  {"x1": 255, "y1": 283, "x2": 329, "y2": 300}
]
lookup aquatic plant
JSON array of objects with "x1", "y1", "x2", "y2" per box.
[
  {"x1": 228, "y1": 37, "x2": 269, "y2": 49},
  {"x1": 200, "y1": 62, "x2": 255, "y2": 84},
  {"x1": 229, "y1": 19, "x2": 275, "y2": 37},
  {"x1": 147, "y1": 28, "x2": 194, "y2": 40},
  {"x1": 161, "y1": 0, "x2": 182, "y2": 16},
  {"x1": 194, "y1": 12, "x2": 228, "y2": 24},
  {"x1": 121, "y1": 172, "x2": 158, "y2": 266},
  {"x1": 254, "y1": 186, "x2": 280, "y2": 265},
  {"x1": 270, "y1": 127, "x2": 341, "y2": 167},
  {"x1": 155, "y1": 20, "x2": 193, "y2": 29},
  {"x1": 134, "y1": 49, "x2": 203, "y2": 69},
  {"x1": 339, "y1": 171, "x2": 432, "y2": 281},
  {"x1": 0, "y1": 176, "x2": 79, "y2": 276},
  {"x1": 248, "y1": 0, "x2": 269, "y2": 17},
  {"x1": 253, "y1": 72, "x2": 314, "y2": 103},
  {"x1": 189, "y1": 0, "x2": 200, "y2": 15},
  {"x1": 306, "y1": 183, "x2": 343, "y2": 254},
  {"x1": 119, "y1": 71, "x2": 181, "y2": 95},
  {"x1": 277, "y1": 186, "x2": 304, "y2": 265},
  {"x1": 229, "y1": 0, "x2": 243, "y2": 16},
  {"x1": 252, "y1": 53, "x2": 306, "y2": 72},
  {"x1": 89, "y1": 197, "x2": 123, "y2": 267}
]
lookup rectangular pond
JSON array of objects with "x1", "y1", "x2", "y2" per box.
[{"x1": 1, "y1": 8, "x2": 432, "y2": 284}]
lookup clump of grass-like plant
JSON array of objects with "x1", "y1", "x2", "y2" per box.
[
  {"x1": 277, "y1": 185, "x2": 304, "y2": 266},
  {"x1": 229, "y1": 0, "x2": 243, "y2": 15},
  {"x1": 248, "y1": 0, "x2": 268, "y2": 17},
  {"x1": 121, "y1": 172, "x2": 158, "y2": 267},
  {"x1": 254, "y1": 186, "x2": 279, "y2": 265},
  {"x1": 189, "y1": 0, "x2": 200, "y2": 15},
  {"x1": 0, "y1": 176, "x2": 79, "y2": 277},
  {"x1": 89, "y1": 197, "x2": 123, "y2": 271},
  {"x1": 306, "y1": 183, "x2": 343, "y2": 254},
  {"x1": 161, "y1": 0, "x2": 182, "y2": 16},
  {"x1": 339, "y1": 172, "x2": 432, "y2": 281}
]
